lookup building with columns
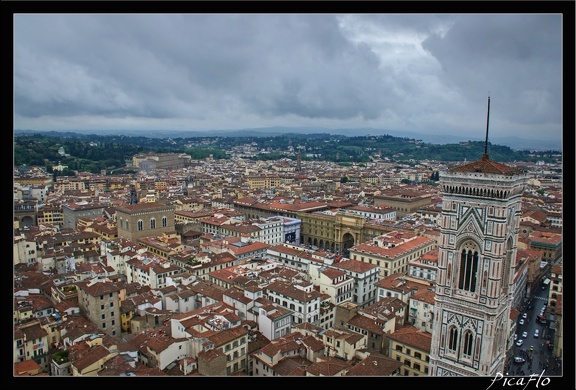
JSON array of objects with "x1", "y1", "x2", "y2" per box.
[{"x1": 428, "y1": 151, "x2": 529, "y2": 376}]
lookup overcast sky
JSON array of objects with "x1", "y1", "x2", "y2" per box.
[{"x1": 13, "y1": 13, "x2": 562, "y2": 145}]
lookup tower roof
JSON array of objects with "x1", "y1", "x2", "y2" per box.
[{"x1": 448, "y1": 154, "x2": 521, "y2": 175}]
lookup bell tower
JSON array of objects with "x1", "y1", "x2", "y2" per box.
[{"x1": 429, "y1": 97, "x2": 529, "y2": 376}]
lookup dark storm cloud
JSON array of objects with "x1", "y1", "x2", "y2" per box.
[
  {"x1": 422, "y1": 14, "x2": 561, "y2": 125},
  {"x1": 14, "y1": 14, "x2": 388, "y2": 121}
]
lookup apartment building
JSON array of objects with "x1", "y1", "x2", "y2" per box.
[
  {"x1": 388, "y1": 325, "x2": 432, "y2": 376},
  {"x1": 245, "y1": 174, "x2": 282, "y2": 190},
  {"x1": 308, "y1": 263, "x2": 355, "y2": 306},
  {"x1": 13, "y1": 233, "x2": 38, "y2": 266},
  {"x1": 408, "y1": 288, "x2": 436, "y2": 333},
  {"x1": 266, "y1": 243, "x2": 380, "y2": 308},
  {"x1": 14, "y1": 319, "x2": 49, "y2": 368},
  {"x1": 129, "y1": 328, "x2": 189, "y2": 371},
  {"x1": 251, "y1": 216, "x2": 284, "y2": 245},
  {"x1": 336, "y1": 299, "x2": 402, "y2": 355},
  {"x1": 69, "y1": 342, "x2": 118, "y2": 376},
  {"x1": 253, "y1": 298, "x2": 293, "y2": 341},
  {"x1": 548, "y1": 262, "x2": 563, "y2": 360},
  {"x1": 265, "y1": 280, "x2": 322, "y2": 326},
  {"x1": 169, "y1": 303, "x2": 249, "y2": 375},
  {"x1": 251, "y1": 331, "x2": 317, "y2": 377},
  {"x1": 408, "y1": 248, "x2": 439, "y2": 283},
  {"x1": 53, "y1": 177, "x2": 87, "y2": 193},
  {"x1": 125, "y1": 255, "x2": 182, "y2": 289},
  {"x1": 76, "y1": 279, "x2": 123, "y2": 337},
  {"x1": 527, "y1": 230, "x2": 562, "y2": 262},
  {"x1": 136, "y1": 231, "x2": 185, "y2": 259},
  {"x1": 349, "y1": 231, "x2": 437, "y2": 278},
  {"x1": 322, "y1": 327, "x2": 367, "y2": 360}
]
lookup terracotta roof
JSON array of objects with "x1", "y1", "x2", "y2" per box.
[
  {"x1": 72, "y1": 344, "x2": 113, "y2": 372},
  {"x1": 307, "y1": 356, "x2": 350, "y2": 376},
  {"x1": 388, "y1": 325, "x2": 432, "y2": 352},
  {"x1": 14, "y1": 359, "x2": 42, "y2": 376},
  {"x1": 273, "y1": 356, "x2": 312, "y2": 376},
  {"x1": 335, "y1": 258, "x2": 380, "y2": 273},
  {"x1": 345, "y1": 353, "x2": 402, "y2": 376},
  {"x1": 449, "y1": 154, "x2": 521, "y2": 174}
]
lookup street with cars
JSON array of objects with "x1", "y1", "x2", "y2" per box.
[{"x1": 505, "y1": 283, "x2": 562, "y2": 377}]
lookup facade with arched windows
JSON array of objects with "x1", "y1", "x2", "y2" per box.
[
  {"x1": 116, "y1": 202, "x2": 176, "y2": 241},
  {"x1": 429, "y1": 154, "x2": 528, "y2": 376}
]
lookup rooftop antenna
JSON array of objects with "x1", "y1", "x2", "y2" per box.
[{"x1": 483, "y1": 95, "x2": 490, "y2": 158}]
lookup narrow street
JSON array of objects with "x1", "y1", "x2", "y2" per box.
[{"x1": 505, "y1": 281, "x2": 562, "y2": 377}]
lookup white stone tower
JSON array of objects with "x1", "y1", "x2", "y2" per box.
[{"x1": 429, "y1": 97, "x2": 529, "y2": 376}]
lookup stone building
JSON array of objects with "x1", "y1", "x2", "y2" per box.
[
  {"x1": 116, "y1": 202, "x2": 176, "y2": 241},
  {"x1": 76, "y1": 279, "x2": 124, "y2": 337},
  {"x1": 62, "y1": 201, "x2": 106, "y2": 230}
]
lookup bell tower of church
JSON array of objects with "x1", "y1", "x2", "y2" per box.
[{"x1": 429, "y1": 97, "x2": 529, "y2": 376}]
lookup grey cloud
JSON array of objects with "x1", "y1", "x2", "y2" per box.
[{"x1": 13, "y1": 13, "x2": 562, "y2": 145}]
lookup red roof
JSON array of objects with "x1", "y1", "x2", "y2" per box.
[{"x1": 449, "y1": 154, "x2": 521, "y2": 174}]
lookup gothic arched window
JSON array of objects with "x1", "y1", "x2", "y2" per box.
[
  {"x1": 458, "y1": 241, "x2": 480, "y2": 292},
  {"x1": 448, "y1": 326, "x2": 458, "y2": 352},
  {"x1": 462, "y1": 330, "x2": 474, "y2": 356}
]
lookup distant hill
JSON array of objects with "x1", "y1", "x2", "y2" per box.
[
  {"x1": 14, "y1": 129, "x2": 562, "y2": 173},
  {"x1": 14, "y1": 126, "x2": 560, "y2": 151}
]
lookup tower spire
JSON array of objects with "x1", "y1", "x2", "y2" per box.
[{"x1": 484, "y1": 95, "x2": 490, "y2": 158}]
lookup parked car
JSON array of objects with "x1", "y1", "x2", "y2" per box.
[
  {"x1": 534, "y1": 329, "x2": 539, "y2": 338},
  {"x1": 522, "y1": 312, "x2": 528, "y2": 319},
  {"x1": 522, "y1": 331, "x2": 528, "y2": 338},
  {"x1": 514, "y1": 356, "x2": 526, "y2": 364},
  {"x1": 516, "y1": 339, "x2": 524, "y2": 347},
  {"x1": 514, "y1": 334, "x2": 518, "y2": 341},
  {"x1": 519, "y1": 319, "x2": 525, "y2": 325}
]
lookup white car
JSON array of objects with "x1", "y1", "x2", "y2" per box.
[
  {"x1": 522, "y1": 331, "x2": 528, "y2": 338},
  {"x1": 519, "y1": 319, "x2": 525, "y2": 325},
  {"x1": 534, "y1": 329, "x2": 539, "y2": 338},
  {"x1": 522, "y1": 312, "x2": 527, "y2": 319},
  {"x1": 516, "y1": 339, "x2": 524, "y2": 347}
]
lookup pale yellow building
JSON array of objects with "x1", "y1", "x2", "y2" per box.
[
  {"x1": 388, "y1": 325, "x2": 432, "y2": 376},
  {"x1": 349, "y1": 231, "x2": 436, "y2": 278}
]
